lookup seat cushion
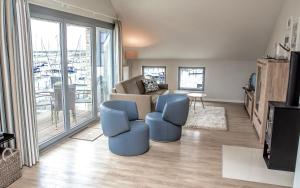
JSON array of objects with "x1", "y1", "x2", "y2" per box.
[
  {"x1": 145, "y1": 112, "x2": 182, "y2": 142},
  {"x1": 115, "y1": 75, "x2": 144, "y2": 94},
  {"x1": 108, "y1": 121, "x2": 149, "y2": 156},
  {"x1": 136, "y1": 80, "x2": 145, "y2": 94}
]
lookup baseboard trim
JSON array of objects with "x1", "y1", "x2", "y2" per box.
[{"x1": 204, "y1": 98, "x2": 243, "y2": 104}]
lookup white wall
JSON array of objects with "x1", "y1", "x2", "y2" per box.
[
  {"x1": 266, "y1": 0, "x2": 300, "y2": 56},
  {"x1": 130, "y1": 59, "x2": 256, "y2": 103},
  {"x1": 29, "y1": 0, "x2": 116, "y2": 23}
]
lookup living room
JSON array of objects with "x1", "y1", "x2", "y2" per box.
[{"x1": 1, "y1": 0, "x2": 300, "y2": 187}]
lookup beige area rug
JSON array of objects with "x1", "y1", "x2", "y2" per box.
[
  {"x1": 222, "y1": 145, "x2": 294, "y2": 187},
  {"x1": 184, "y1": 104, "x2": 227, "y2": 130},
  {"x1": 71, "y1": 124, "x2": 103, "y2": 141}
]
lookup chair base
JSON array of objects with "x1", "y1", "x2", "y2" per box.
[
  {"x1": 108, "y1": 121, "x2": 149, "y2": 156},
  {"x1": 150, "y1": 137, "x2": 181, "y2": 143},
  {"x1": 149, "y1": 128, "x2": 182, "y2": 142},
  {"x1": 146, "y1": 112, "x2": 182, "y2": 142}
]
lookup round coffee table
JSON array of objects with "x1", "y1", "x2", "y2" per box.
[{"x1": 187, "y1": 93, "x2": 207, "y2": 110}]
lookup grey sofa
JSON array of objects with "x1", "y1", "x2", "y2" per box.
[
  {"x1": 145, "y1": 94, "x2": 190, "y2": 142},
  {"x1": 110, "y1": 75, "x2": 169, "y2": 119},
  {"x1": 100, "y1": 100, "x2": 149, "y2": 156}
]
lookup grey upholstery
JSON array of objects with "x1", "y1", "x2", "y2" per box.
[
  {"x1": 111, "y1": 75, "x2": 169, "y2": 119},
  {"x1": 100, "y1": 100, "x2": 150, "y2": 156},
  {"x1": 145, "y1": 94, "x2": 189, "y2": 142}
]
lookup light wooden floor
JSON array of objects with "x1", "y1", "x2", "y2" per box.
[{"x1": 10, "y1": 102, "x2": 286, "y2": 188}]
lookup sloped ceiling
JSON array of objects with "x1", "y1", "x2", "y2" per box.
[{"x1": 110, "y1": 0, "x2": 284, "y2": 60}]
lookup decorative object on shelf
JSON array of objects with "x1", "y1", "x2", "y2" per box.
[
  {"x1": 285, "y1": 17, "x2": 300, "y2": 51},
  {"x1": 275, "y1": 42, "x2": 290, "y2": 60}
]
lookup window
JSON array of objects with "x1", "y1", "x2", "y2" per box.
[
  {"x1": 142, "y1": 66, "x2": 166, "y2": 84},
  {"x1": 178, "y1": 67, "x2": 205, "y2": 91}
]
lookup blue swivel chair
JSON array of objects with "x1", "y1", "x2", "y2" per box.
[
  {"x1": 145, "y1": 94, "x2": 189, "y2": 142},
  {"x1": 100, "y1": 100, "x2": 149, "y2": 156}
]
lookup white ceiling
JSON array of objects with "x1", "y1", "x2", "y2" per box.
[{"x1": 110, "y1": 0, "x2": 284, "y2": 60}]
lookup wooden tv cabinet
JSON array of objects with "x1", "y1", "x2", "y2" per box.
[{"x1": 252, "y1": 59, "x2": 289, "y2": 144}]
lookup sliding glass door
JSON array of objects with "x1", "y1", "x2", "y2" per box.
[
  {"x1": 31, "y1": 18, "x2": 65, "y2": 144},
  {"x1": 30, "y1": 5, "x2": 115, "y2": 149},
  {"x1": 31, "y1": 18, "x2": 98, "y2": 146},
  {"x1": 67, "y1": 24, "x2": 93, "y2": 127},
  {"x1": 96, "y1": 28, "x2": 113, "y2": 111}
]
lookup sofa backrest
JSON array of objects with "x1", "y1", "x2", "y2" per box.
[{"x1": 115, "y1": 75, "x2": 144, "y2": 94}]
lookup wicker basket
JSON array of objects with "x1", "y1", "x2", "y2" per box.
[{"x1": 0, "y1": 148, "x2": 22, "y2": 188}]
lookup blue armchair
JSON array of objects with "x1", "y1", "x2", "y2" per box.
[
  {"x1": 100, "y1": 100, "x2": 149, "y2": 156},
  {"x1": 145, "y1": 94, "x2": 189, "y2": 142}
]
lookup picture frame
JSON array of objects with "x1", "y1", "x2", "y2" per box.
[{"x1": 285, "y1": 17, "x2": 300, "y2": 51}]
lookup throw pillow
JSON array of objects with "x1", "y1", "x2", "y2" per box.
[{"x1": 142, "y1": 79, "x2": 159, "y2": 93}]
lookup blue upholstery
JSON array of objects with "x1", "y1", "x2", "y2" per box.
[
  {"x1": 100, "y1": 100, "x2": 149, "y2": 156},
  {"x1": 109, "y1": 121, "x2": 149, "y2": 156},
  {"x1": 146, "y1": 94, "x2": 189, "y2": 142}
]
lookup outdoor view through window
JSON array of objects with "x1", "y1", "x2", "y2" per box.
[
  {"x1": 179, "y1": 67, "x2": 205, "y2": 91},
  {"x1": 142, "y1": 66, "x2": 166, "y2": 84}
]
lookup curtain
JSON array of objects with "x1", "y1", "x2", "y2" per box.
[
  {"x1": 0, "y1": 0, "x2": 39, "y2": 167},
  {"x1": 113, "y1": 20, "x2": 124, "y2": 83}
]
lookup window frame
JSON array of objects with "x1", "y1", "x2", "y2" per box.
[
  {"x1": 142, "y1": 66, "x2": 167, "y2": 84},
  {"x1": 178, "y1": 67, "x2": 206, "y2": 91}
]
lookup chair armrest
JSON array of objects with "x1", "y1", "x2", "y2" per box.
[
  {"x1": 158, "y1": 84, "x2": 168, "y2": 90},
  {"x1": 100, "y1": 105, "x2": 130, "y2": 137},
  {"x1": 162, "y1": 98, "x2": 190, "y2": 126},
  {"x1": 110, "y1": 93, "x2": 151, "y2": 120}
]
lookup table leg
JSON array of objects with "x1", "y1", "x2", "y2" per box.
[
  {"x1": 200, "y1": 97, "x2": 205, "y2": 108},
  {"x1": 194, "y1": 97, "x2": 196, "y2": 111}
]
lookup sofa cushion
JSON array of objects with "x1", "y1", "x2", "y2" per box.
[
  {"x1": 142, "y1": 79, "x2": 159, "y2": 93},
  {"x1": 136, "y1": 80, "x2": 145, "y2": 94},
  {"x1": 115, "y1": 75, "x2": 144, "y2": 94}
]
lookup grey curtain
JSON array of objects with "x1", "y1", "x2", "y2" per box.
[
  {"x1": 0, "y1": 0, "x2": 39, "y2": 167},
  {"x1": 113, "y1": 20, "x2": 124, "y2": 82}
]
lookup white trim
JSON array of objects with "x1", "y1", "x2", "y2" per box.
[
  {"x1": 51, "y1": 0, "x2": 117, "y2": 20},
  {"x1": 29, "y1": 0, "x2": 116, "y2": 23}
]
